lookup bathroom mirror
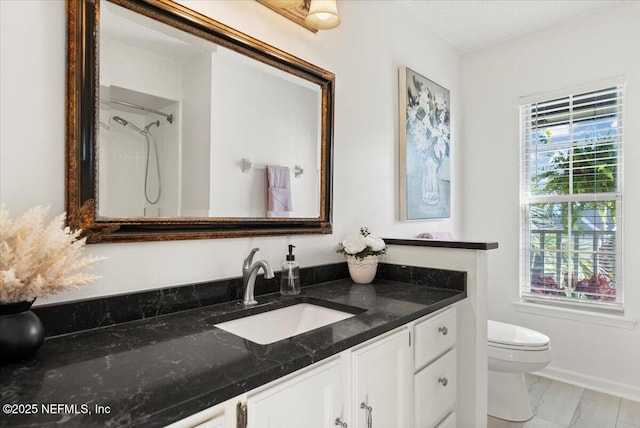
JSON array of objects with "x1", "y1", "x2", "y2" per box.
[{"x1": 66, "y1": 0, "x2": 334, "y2": 242}]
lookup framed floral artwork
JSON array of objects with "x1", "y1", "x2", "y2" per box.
[{"x1": 399, "y1": 66, "x2": 451, "y2": 220}]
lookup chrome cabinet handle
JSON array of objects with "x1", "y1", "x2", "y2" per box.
[
  {"x1": 334, "y1": 417, "x2": 348, "y2": 428},
  {"x1": 361, "y1": 401, "x2": 373, "y2": 428},
  {"x1": 439, "y1": 377, "x2": 449, "y2": 387},
  {"x1": 439, "y1": 326, "x2": 449, "y2": 335}
]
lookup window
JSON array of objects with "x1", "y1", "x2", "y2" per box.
[{"x1": 519, "y1": 83, "x2": 624, "y2": 311}]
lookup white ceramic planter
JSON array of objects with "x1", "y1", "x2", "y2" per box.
[{"x1": 346, "y1": 255, "x2": 379, "y2": 284}]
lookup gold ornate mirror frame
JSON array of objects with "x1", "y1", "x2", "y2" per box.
[{"x1": 66, "y1": 0, "x2": 335, "y2": 243}]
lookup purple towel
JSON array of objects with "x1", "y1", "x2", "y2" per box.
[
  {"x1": 415, "y1": 232, "x2": 456, "y2": 240},
  {"x1": 267, "y1": 165, "x2": 292, "y2": 217}
]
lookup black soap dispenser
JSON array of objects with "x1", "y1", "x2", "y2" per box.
[{"x1": 280, "y1": 245, "x2": 301, "y2": 295}]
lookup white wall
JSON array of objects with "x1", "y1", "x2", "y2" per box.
[
  {"x1": 100, "y1": 38, "x2": 182, "y2": 103},
  {"x1": 181, "y1": 51, "x2": 212, "y2": 217},
  {"x1": 153, "y1": 103, "x2": 181, "y2": 217},
  {"x1": 0, "y1": 0, "x2": 462, "y2": 304},
  {"x1": 210, "y1": 49, "x2": 320, "y2": 218},
  {"x1": 461, "y1": 3, "x2": 640, "y2": 400}
]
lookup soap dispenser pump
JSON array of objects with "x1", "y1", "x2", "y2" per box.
[{"x1": 280, "y1": 245, "x2": 301, "y2": 295}]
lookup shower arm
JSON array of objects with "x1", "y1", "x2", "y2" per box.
[{"x1": 100, "y1": 98, "x2": 173, "y2": 124}]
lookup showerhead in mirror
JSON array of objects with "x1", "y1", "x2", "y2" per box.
[
  {"x1": 144, "y1": 120, "x2": 160, "y2": 133},
  {"x1": 112, "y1": 115, "x2": 144, "y2": 134},
  {"x1": 112, "y1": 116, "x2": 159, "y2": 135},
  {"x1": 112, "y1": 116, "x2": 128, "y2": 127}
]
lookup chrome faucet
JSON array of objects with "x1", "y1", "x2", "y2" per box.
[{"x1": 242, "y1": 248, "x2": 275, "y2": 306}]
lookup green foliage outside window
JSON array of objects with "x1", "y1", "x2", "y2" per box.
[{"x1": 529, "y1": 129, "x2": 618, "y2": 302}]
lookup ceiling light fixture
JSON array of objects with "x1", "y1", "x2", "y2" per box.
[{"x1": 305, "y1": 0, "x2": 341, "y2": 30}]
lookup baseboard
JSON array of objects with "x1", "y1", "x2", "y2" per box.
[{"x1": 537, "y1": 365, "x2": 640, "y2": 402}]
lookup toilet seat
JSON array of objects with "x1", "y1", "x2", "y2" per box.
[
  {"x1": 488, "y1": 320, "x2": 550, "y2": 350},
  {"x1": 489, "y1": 341, "x2": 549, "y2": 351}
]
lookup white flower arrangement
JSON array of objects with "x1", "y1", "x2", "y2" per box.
[
  {"x1": 337, "y1": 227, "x2": 387, "y2": 260},
  {"x1": 406, "y1": 79, "x2": 450, "y2": 166},
  {"x1": 0, "y1": 205, "x2": 104, "y2": 303}
]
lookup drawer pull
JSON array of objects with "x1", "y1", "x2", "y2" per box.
[
  {"x1": 438, "y1": 377, "x2": 449, "y2": 387},
  {"x1": 335, "y1": 417, "x2": 348, "y2": 427},
  {"x1": 438, "y1": 326, "x2": 449, "y2": 335},
  {"x1": 361, "y1": 401, "x2": 373, "y2": 428}
]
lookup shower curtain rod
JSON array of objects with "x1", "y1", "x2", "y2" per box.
[{"x1": 100, "y1": 98, "x2": 174, "y2": 124}]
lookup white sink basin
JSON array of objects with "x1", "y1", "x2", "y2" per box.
[{"x1": 215, "y1": 303, "x2": 356, "y2": 345}]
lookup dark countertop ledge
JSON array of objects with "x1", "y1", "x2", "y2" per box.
[
  {"x1": 0, "y1": 279, "x2": 465, "y2": 428},
  {"x1": 384, "y1": 237, "x2": 499, "y2": 250}
]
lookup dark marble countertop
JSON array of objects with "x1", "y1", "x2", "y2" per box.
[{"x1": 0, "y1": 279, "x2": 465, "y2": 427}]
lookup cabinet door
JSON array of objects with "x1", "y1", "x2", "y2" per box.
[
  {"x1": 248, "y1": 358, "x2": 344, "y2": 428},
  {"x1": 415, "y1": 349, "x2": 457, "y2": 428},
  {"x1": 352, "y1": 330, "x2": 411, "y2": 428}
]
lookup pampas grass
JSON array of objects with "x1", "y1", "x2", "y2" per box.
[{"x1": 0, "y1": 205, "x2": 103, "y2": 303}]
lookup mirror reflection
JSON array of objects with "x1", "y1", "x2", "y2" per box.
[{"x1": 98, "y1": 1, "x2": 321, "y2": 219}]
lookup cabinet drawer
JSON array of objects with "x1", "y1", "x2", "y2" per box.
[
  {"x1": 414, "y1": 307, "x2": 456, "y2": 369},
  {"x1": 415, "y1": 349, "x2": 457, "y2": 428}
]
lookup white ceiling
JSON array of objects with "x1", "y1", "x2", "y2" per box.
[
  {"x1": 397, "y1": 0, "x2": 632, "y2": 53},
  {"x1": 101, "y1": 1, "x2": 209, "y2": 62}
]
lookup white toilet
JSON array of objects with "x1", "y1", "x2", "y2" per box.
[{"x1": 488, "y1": 320, "x2": 551, "y2": 422}]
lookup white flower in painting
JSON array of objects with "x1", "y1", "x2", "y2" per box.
[
  {"x1": 411, "y1": 123, "x2": 429, "y2": 152},
  {"x1": 418, "y1": 88, "x2": 432, "y2": 111},
  {"x1": 439, "y1": 111, "x2": 447, "y2": 125},
  {"x1": 407, "y1": 104, "x2": 420, "y2": 124},
  {"x1": 341, "y1": 234, "x2": 367, "y2": 255},
  {"x1": 438, "y1": 124, "x2": 450, "y2": 145},
  {"x1": 435, "y1": 92, "x2": 447, "y2": 110},
  {"x1": 431, "y1": 126, "x2": 441, "y2": 140},
  {"x1": 365, "y1": 236, "x2": 386, "y2": 252},
  {"x1": 406, "y1": 77, "x2": 450, "y2": 170},
  {"x1": 408, "y1": 112, "x2": 434, "y2": 154}
]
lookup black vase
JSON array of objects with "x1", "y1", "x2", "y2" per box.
[{"x1": 0, "y1": 300, "x2": 45, "y2": 364}]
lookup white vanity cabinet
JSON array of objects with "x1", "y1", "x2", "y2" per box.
[
  {"x1": 351, "y1": 329, "x2": 411, "y2": 428},
  {"x1": 413, "y1": 307, "x2": 458, "y2": 428},
  {"x1": 245, "y1": 329, "x2": 411, "y2": 428},
  {"x1": 166, "y1": 305, "x2": 459, "y2": 428}
]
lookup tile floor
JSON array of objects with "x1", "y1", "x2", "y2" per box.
[{"x1": 488, "y1": 374, "x2": 640, "y2": 428}]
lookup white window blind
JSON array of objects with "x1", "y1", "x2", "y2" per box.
[{"x1": 519, "y1": 84, "x2": 624, "y2": 311}]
